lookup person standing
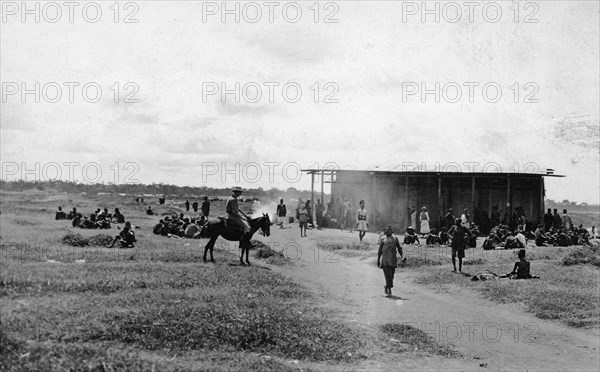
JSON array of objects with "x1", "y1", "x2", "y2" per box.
[
  {"x1": 340, "y1": 197, "x2": 350, "y2": 231},
  {"x1": 543, "y1": 208, "x2": 553, "y2": 231},
  {"x1": 315, "y1": 199, "x2": 325, "y2": 229},
  {"x1": 305, "y1": 200, "x2": 314, "y2": 227},
  {"x1": 201, "y1": 196, "x2": 211, "y2": 218},
  {"x1": 552, "y1": 208, "x2": 562, "y2": 229},
  {"x1": 327, "y1": 198, "x2": 336, "y2": 220},
  {"x1": 561, "y1": 209, "x2": 573, "y2": 230},
  {"x1": 448, "y1": 218, "x2": 472, "y2": 273},
  {"x1": 192, "y1": 200, "x2": 199, "y2": 213},
  {"x1": 298, "y1": 203, "x2": 308, "y2": 237},
  {"x1": 345, "y1": 198, "x2": 354, "y2": 233},
  {"x1": 226, "y1": 187, "x2": 249, "y2": 234},
  {"x1": 276, "y1": 199, "x2": 287, "y2": 229},
  {"x1": 185, "y1": 199, "x2": 190, "y2": 212},
  {"x1": 409, "y1": 206, "x2": 417, "y2": 230},
  {"x1": 491, "y1": 205, "x2": 501, "y2": 229},
  {"x1": 419, "y1": 207, "x2": 430, "y2": 235},
  {"x1": 377, "y1": 225, "x2": 405, "y2": 298},
  {"x1": 356, "y1": 200, "x2": 368, "y2": 242}
]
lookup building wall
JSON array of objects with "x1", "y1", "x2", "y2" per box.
[{"x1": 329, "y1": 172, "x2": 544, "y2": 233}]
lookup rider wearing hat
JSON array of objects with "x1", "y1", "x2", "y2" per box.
[{"x1": 226, "y1": 186, "x2": 251, "y2": 234}]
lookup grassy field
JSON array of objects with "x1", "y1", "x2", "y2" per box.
[{"x1": 0, "y1": 190, "x2": 460, "y2": 370}]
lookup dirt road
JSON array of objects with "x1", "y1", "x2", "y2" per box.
[{"x1": 255, "y1": 226, "x2": 600, "y2": 371}]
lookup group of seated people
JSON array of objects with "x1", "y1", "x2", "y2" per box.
[
  {"x1": 55, "y1": 206, "x2": 83, "y2": 220},
  {"x1": 146, "y1": 206, "x2": 158, "y2": 216},
  {"x1": 403, "y1": 224, "x2": 480, "y2": 248},
  {"x1": 64, "y1": 207, "x2": 126, "y2": 230},
  {"x1": 482, "y1": 223, "x2": 594, "y2": 250},
  {"x1": 531, "y1": 224, "x2": 592, "y2": 247},
  {"x1": 152, "y1": 213, "x2": 207, "y2": 238}
]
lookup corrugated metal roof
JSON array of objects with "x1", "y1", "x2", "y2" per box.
[{"x1": 302, "y1": 163, "x2": 564, "y2": 177}]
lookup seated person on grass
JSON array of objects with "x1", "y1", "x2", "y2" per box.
[
  {"x1": 500, "y1": 249, "x2": 539, "y2": 279},
  {"x1": 555, "y1": 230, "x2": 570, "y2": 247},
  {"x1": 504, "y1": 232, "x2": 520, "y2": 249},
  {"x1": 55, "y1": 206, "x2": 67, "y2": 220},
  {"x1": 534, "y1": 224, "x2": 549, "y2": 246},
  {"x1": 404, "y1": 227, "x2": 420, "y2": 245},
  {"x1": 515, "y1": 230, "x2": 527, "y2": 248},
  {"x1": 482, "y1": 233, "x2": 498, "y2": 250},
  {"x1": 108, "y1": 221, "x2": 136, "y2": 248},
  {"x1": 439, "y1": 227, "x2": 449, "y2": 245},
  {"x1": 113, "y1": 208, "x2": 125, "y2": 224},
  {"x1": 426, "y1": 228, "x2": 441, "y2": 245}
]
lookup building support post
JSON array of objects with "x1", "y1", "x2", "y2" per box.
[
  {"x1": 506, "y1": 175, "x2": 511, "y2": 225},
  {"x1": 540, "y1": 177, "x2": 545, "y2": 225},
  {"x1": 471, "y1": 176, "x2": 476, "y2": 211},
  {"x1": 311, "y1": 172, "x2": 315, "y2": 224},
  {"x1": 320, "y1": 170, "x2": 324, "y2": 205},
  {"x1": 404, "y1": 176, "x2": 409, "y2": 232},
  {"x1": 438, "y1": 175, "x2": 442, "y2": 230}
]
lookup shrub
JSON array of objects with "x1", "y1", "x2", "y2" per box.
[
  {"x1": 562, "y1": 246, "x2": 600, "y2": 267},
  {"x1": 61, "y1": 233, "x2": 88, "y2": 247},
  {"x1": 88, "y1": 234, "x2": 114, "y2": 247}
]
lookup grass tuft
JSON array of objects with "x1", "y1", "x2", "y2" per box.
[
  {"x1": 562, "y1": 244, "x2": 600, "y2": 267},
  {"x1": 379, "y1": 323, "x2": 461, "y2": 357}
]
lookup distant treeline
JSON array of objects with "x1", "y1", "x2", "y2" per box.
[
  {"x1": 544, "y1": 199, "x2": 599, "y2": 212},
  {"x1": 0, "y1": 180, "x2": 325, "y2": 202}
]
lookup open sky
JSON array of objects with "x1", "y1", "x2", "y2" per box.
[{"x1": 1, "y1": 1, "x2": 599, "y2": 203}]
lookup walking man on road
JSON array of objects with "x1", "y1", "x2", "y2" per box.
[{"x1": 377, "y1": 225, "x2": 405, "y2": 298}]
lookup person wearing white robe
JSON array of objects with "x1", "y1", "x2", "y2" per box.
[{"x1": 419, "y1": 206, "x2": 430, "y2": 235}]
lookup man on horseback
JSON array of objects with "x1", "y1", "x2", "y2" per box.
[{"x1": 226, "y1": 186, "x2": 251, "y2": 236}]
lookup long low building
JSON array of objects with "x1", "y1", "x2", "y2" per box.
[{"x1": 302, "y1": 167, "x2": 564, "y2": 233}]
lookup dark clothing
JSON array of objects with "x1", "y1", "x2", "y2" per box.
[
  {"x1": 444, "y1": 213, "x2": 455, "y2": 229},
  {"x1": 512, "y1": 259, "x2": 531, "y2": 279},
  {"x1": 201, "y1": 200, "x2": 210, "y2": 217},
  {"x1": 552, "y1": 214, "x2": 562, "y2": 229},
  {"x1": 185, "y1": 201, "x2": 190, "y2": 211},
  {"x1": 449, "y1": 225, "x2": 470, "y2": 258},
  {"x1": 153, "y1": 223, "x2": 165, "y2": 235},
  {"x1": 449, "y1": 225, "x2": 469, "y2": 249},
  {"x1": 378, "y1": 235, "x2": 402, "y2": 267},
  {"x1": 277, "y1": 204, "x2": 287, "y2": 217},
  {"x1": 192, "y1": 202, "x2": 199, "y2": 212},
  {"x1": 404, "y1": 234, "x2": 420, "y2": 245},
  {"x1": 119, "y1": 226, "x2": 136, "y2": 245},
  {"x1": 383, "y1": 266, "x2": 396, "y2": 289},
  {"x1": 327, "y1": 202, "x2": 336, "y2": 219},
  {"x1": 543, "y1": 213, "x2": 553, "y2": 231},
  {"x1": 378, "y1": 235, "x2": 403, "y2": 291},
  {"x1": 315, "y1": 202, "x2": 325, "y2": 226},
  {"x1": 491, "y1": 209, "x2": 501, "y2": 227}
]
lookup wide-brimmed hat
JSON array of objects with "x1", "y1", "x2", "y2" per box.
[{"x1": 232, "y1": 186, "x2": 244, "y2": 193}]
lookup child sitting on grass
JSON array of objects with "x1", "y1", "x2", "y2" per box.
[{"x1": 500, "y1": 249, "x2": 539, "y2": 279}]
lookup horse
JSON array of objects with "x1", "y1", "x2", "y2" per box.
[{"x1": 201, "y1": 213, "x2": 272, "y2": 265}]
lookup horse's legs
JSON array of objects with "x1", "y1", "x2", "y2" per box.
[
  {"x1": 245, "y1": 240, "x2": 251, "y2": 265},
  {"x1": 239, "y1": 240, "x2": 245, "y2": 265},
  {"x1": 204, "y1": 236, "x2": 218, "y2": 263}
]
